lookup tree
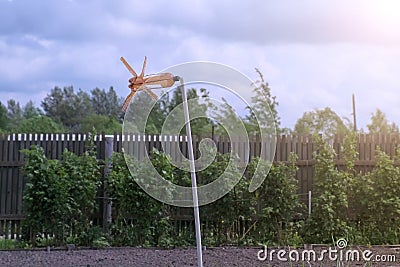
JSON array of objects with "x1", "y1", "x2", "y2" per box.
[
  {"x1": 245, "y1": 68, "x2": 280, "y2": 135},
  {"x1": 140, "y1": 87, "x2": 211, "y2": 136},
  {"x1": 23, "y1": 100, "x2": 43, "y2": 119},
  {"x1": 367, "y1": 108, "x2": 399, "y2": 134},
  {"x1": 91, "y1": 87, "x2": 123, "y2": 120},
  {"x1": 6, "y1": 99, "x2": 23, "y2": 130},
  {"x1": 16, "y1": 116, "x2": 65, "y2": 133},
  {"x1": 81, "y1": 114, "x2": 121, "y2": 134},
  {"x1": 211, "y1": 98, "x2": 245, "y2": 136},
  {"x1": 42, "y1": 86, "x2": 93, "y2": 131},
  {"x1": 0, "y1": 102, "x2": 8, "y2": 132},
  {"x1": 294, "y1": 107, "x2": 348, "y2": 139}
]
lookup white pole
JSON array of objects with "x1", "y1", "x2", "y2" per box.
[
  {"x1": 179, "y1": 77, "x2": 203, "y2": 267},
  {"x1": 308, "y1": 190, "x2": 312, "y2": 216}
]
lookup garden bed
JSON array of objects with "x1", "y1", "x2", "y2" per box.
[{"x1": 0, "y1": 246, "x2": 399, "y2": 266}]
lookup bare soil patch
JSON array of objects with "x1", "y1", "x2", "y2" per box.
[{"x1": 0, "y1": 246, "x2": 399, "y2": 266}]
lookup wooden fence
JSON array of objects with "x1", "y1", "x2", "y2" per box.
[{"x1": 1, "y1": 133, "x2": 400, "y2": 239}]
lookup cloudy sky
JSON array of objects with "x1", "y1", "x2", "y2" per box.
[{"x1": 1, "y1": 0, "x2": 400, "y2": 130}]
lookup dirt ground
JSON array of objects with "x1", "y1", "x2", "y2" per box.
[{"x1": 0, "y1": 246, "x2": 399, "y2": 266}]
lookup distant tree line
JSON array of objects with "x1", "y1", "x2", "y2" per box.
[
  {"x1": 0, "y1": 87, "x2": 123, "y2": 134},
  {"x1": 0, "y1": 70, "x2": 398, "y2": 136}
]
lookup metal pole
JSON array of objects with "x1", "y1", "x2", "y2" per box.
[
  {"x1": 179, "y1": 77, "x2": 203, "y2": 267},
  {"x1": 104, "y1": 135, "x2": 114, "y2": 233},
  {"x1": 308, "y1": 190, "x2": 312, "y2": 216}
]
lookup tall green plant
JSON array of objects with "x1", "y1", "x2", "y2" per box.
[
  {"x1": 22, "y1": 141, "x2": 102, "y2": 246},
  {"x1": 249, "y1": 154, "x2": 302, "y2": 245},
  {"x1": 354, "y1": 148, "x2": 400, "y2": 244},
  {"x1": 60, "y1": 148, "x2": 101, "y2": 245},
  {"x1": 108, "y1": 151, "x2": 174, "y2": 247},
  {"x1": 303, "y1": 136, "x2": 349, "y2": 243},
  {"x1": 22, "y1": 146, "x2": 68, "y2": 245}
]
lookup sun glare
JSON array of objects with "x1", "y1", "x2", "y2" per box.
[{"x1": 366, "y1": 0, "x2": 400, "y2": 23}]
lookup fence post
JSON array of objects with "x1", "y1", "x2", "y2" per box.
[{"x1": 103, "y1": 135, "x2": 114, "y2": 233}]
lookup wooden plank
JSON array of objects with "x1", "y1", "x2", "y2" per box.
[
  {"x1": 10, "y1": 167, "x2": 17, "y2": 215},
  {"x1": 0, "y1": 137, "x2": 6, "y2": 215},
  {"x1": 274, "y1": 135, "x2": 281, "y2": 162},
  {"x1": 6, "y1": 136, "x2": 13, "y2": 215},
  {"x1": 16, "y1": 167, "x2": 23, "y2": 215},
  {"x1": 281, "y1": 135, "x2": 287, "y2": 162}
]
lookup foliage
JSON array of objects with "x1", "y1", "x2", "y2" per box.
[
  {"x1": 0, "y1": 101, "x2": 8, "y2": 131},
  {"x1": 0, "y1": 239, "x2": 27, "y2": 249},
  {"x1": 6, "y1": 99, "x2": 23, "y2": 130},
  {"x1": 60, "y1": 141, "x2": 101, "y2": 245},
  {"x1": 19, "y1": 132, "x2": 400, "y2": 248},
  {"x1": 42, "y1": 86, "x2": 93, "y2": 131},
  {"x1": 249, "y1": 154, "x2": 303, "y2": 245},
  {"x1": 14, "y1": 115, "x2": 65, "y2": 133},
  {"x1": 80, "y1": 114, "x2": 121, "y2": 134},
  {"x1": 211, "y1": 98, "x2": 245, "y2": 136},
  {"x1": 302, "y1": 135, "x2": 349, "y2": 243},
  {"x1": 294, "y1": 107, "x2": 348, "y2": 140},
  {"x1": 22, "y1": 139, "x2": 102, "y2": 246},
  {"x1": 154, "y1": 87, "x2": 211, "y2": 136},
  {"x1": 107, "y1": 146, "x2": 303, "y2": 247},
  {"x1": 108, "y1": 151, "x2": 175, "y2": 247},
  {"x1": 367, "y1": 108, "x2": 399, "y2": 134},
  {"x1": 22, "y1": 146, "x2": 67, "y2": 245},
  {"x1": 351, "y1": 148, "x2": 400, "y2": 244},
  {"x1": 90, "y1": 87, "x2": 123, "y2": 120},
  {"x1": 246, "y1": 68, "x2": 280, "y2": 135}
]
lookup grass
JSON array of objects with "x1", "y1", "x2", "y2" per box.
[{"x1": 0, "y1": 238, "x2": 22, "y2": 249}]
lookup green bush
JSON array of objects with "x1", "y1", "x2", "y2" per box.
[
  {"x1": 247, "y1": 154, "x2": 303, "y2": 246},
  {"x1": 302, "y1": 136, "x2": 350, "y2": 244},
  {"x1": 108, "y1": 151, "x2": 175, "y2": 247},
  {"x1": 22, "y1": 135, "x2": 400, "y2": 248},
  {"x1": 22, "y1": 139, "x2": 102, "y2": 246}
]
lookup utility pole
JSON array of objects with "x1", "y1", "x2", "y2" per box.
[{"x1": 352, "y1": 94, "x2": 357, "y2": 132}]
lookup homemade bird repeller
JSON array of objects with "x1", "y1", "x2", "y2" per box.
[
  {"x1": 120, "y1": 57, "x2": 204, "y2": 267},
  {"x1": 120, "y1": 56, "x2": 177, "y2": 111}
]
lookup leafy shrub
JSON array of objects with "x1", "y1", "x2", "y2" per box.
[
  {"x1": 22, "y1": 140, "x2": 102, "y2": 246},
  {"x1": 248, "y1": 153, "x2": 303, "y2": 246},
  {"x1": 108, "y1": 151, "x2": 174, "y2": 247},
  {"x1": 302, "y1": 136, "x2": 350, "y2": 244}
]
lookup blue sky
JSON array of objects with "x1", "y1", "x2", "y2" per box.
[{"x1": 1, "y1": 0, "x2": 400, "y2": 130}]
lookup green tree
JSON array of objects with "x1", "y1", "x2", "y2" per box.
[
  {"x1": 367, "y1": 108, "x2": 399, "y2": 134},
  {"x1": 142, "y1": 88, "x2": 211, "y2": 136},
  {"x1": 23, "y1": 100, "x2": 43, "y2": 119},
  {"x1": 0, "y1": 102, "x2": 8, "y2": 132},
  {"x1": 16, "y1": 116, "x2": 65, "y2": 133},
  {"x1": 81, "y1": 114, "x2": 121, "y2": 134},
  {"x1": 91, "y1": 87, "x2": 123, "y2": 120},
  {"x1": 42, "y1": 86, "x2": 93, "y2": 131},
  {"x1": 6, "y1": 99, "x2": 23, "y2": 130},
  {"x1": 211, "y1": 98, "x2": 245, "y2": 136},
  {"x1": 246, "y1": 68, "x2": 280, "y2": 135},
  {"x1": 294, "y1": 107, "x2": 348, "y2": 139}
]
